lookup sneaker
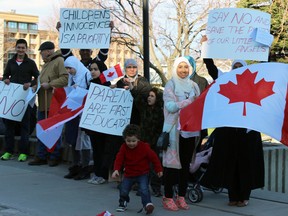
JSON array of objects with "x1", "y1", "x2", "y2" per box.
[
  {"x1": 18, "y1": 154, "x2": 28, "y2": 162},
  {"x1": 162, "y1": 197, "x2": 178, "y2": 211},
  {"x1": 95, "y1": 177, "x2": 106, "y2": 185},
  {"x1": 175, "y1": 196, "x2": 190, "y2": 210},
  {"x1": 145, "y1": 203, "x2": 154, "y2": 214},
  {"x1": 1, "y1": 152, "x2": 12, "y2": 160},
  {"x1": 28, "y1": 157, "x2": 47, "y2": 165},
  {"x1": 116, "y1": 201, "x2": 127, "y2": 212},
  {"x1": 87, "y1": 174, "x2": 99, "y2": 184}
]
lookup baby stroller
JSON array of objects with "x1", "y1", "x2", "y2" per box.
[{"x1": 186, "y1": 131, "x2": 223, "y2": 203}]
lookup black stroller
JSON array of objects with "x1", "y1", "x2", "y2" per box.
[{"x1": 186, "y1": 131, "x2": 223, "y2": 203}]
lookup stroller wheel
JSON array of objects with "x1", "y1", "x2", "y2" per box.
[
  {"x1": 187, "y1": 188, "x2": 203, "y2": 203},
  {"x1": 211, "y1": 187, "x2": 223, "y2": 194}
]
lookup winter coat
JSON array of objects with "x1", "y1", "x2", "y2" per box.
[
  {"x1": 116, "y1": 75, "x2": 151, "y2": 125},
  {"x1": 3, "y1": 53, "x2": 39, "y2": 86},
  {"x1": 38, "y1": 50, "x2": 68, "y2": 112},
  {"x1": 200, "y1": 127, "x2": 265, "y2": 190}
]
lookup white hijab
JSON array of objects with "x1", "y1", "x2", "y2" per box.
[
  {"x1": 171, "y1": 57, "x2": 199, "y2": 98},
  {"x1": 64, "y1": 56, "x2": 91, "y2": 89}
]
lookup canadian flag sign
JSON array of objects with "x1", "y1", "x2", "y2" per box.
[
  {"x1": 36, "y1": 87, "x2": 88, "y2": 149},
  {"x1": 99, "y1": 64, "x2": 123, "y2": 83},
  {"x1": 180, "y1": 62, "x2": 288, "y2": 146}
]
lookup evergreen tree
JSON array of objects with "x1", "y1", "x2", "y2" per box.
[{"x1": 237, "y1": 0, "x2": 288, "y2": 62}]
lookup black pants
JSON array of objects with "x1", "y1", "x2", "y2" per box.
[
  {"x1": 228, "y1": 165, "x2": 251, "y2": 201},
  {"x1": 4, "y1": 106, "x2": 31, "y2": 155},
  {"x1": 164, "y1": 136, "x2": 196, "y2": 198}
]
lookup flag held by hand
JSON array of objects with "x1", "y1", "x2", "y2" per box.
[{"x1": 99, "y1": 64, "x2": 123, "y2": 84}]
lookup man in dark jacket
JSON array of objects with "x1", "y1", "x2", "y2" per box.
[{"x1": 1, "y1": 39, "x2": 39, "y2": 162}]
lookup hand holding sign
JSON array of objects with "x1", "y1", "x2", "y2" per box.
[{"x1": 201, "y1": 8, "x2": 271, "y2": 61}]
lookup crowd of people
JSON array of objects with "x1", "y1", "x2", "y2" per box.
[{"x1": 0, "y1": 30, "x2": 265, "y2": 215}]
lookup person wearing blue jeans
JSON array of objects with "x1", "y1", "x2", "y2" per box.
[
  {"x1": 119, "y1": 174, "x2": 151, "y2": 211},
  {"x1": 112, "y1": 124, "x2": 163, "y2": 215}
]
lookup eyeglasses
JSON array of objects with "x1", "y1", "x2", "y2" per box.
[{"x1": 126, "y1": 66, "x2": 137, "y2": 69}]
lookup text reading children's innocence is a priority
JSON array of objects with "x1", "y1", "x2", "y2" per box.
[{"x1": 59, "y1": 8, "x2": 111, "y2": 49}]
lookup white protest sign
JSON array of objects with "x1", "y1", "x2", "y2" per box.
[
  {"x1": 0, "y1": 81, "x2": 31, "y2": 121},
  {"x1": 79, "y1": 83, "x2": 133, "y2": 136},
  {"x1": 59, "y1": 8, "x2": 111, "y2": 49},
  {"x1": 201, "y1": 8, "x2": 271, "y2": 61}
]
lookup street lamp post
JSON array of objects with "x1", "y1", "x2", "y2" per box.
[{"x1": 143, "y1": 0, "x2": 150, "y2": 82}]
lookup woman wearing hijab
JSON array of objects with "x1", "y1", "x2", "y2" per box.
[
  {"x1": 116, "y1": 59, "x2": 151, "y2": 125},
  {"x1": 162, "y1": 57, "x2": 200, "y2": 211},
  {"x1": 200, "y1": 35, "x2": 264, "y2": 207},
  {"x1": 63, "y1": 56, "x2": 92, "y2": 180}
]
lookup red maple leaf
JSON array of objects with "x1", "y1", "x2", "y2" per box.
[
  {"x1": 107, "y1": 72, "x2": 115, "y2": 77},
  {"x1": 218, "y1": 69, "x2": 275, "y2": 116}
]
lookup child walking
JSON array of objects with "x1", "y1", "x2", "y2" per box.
[{"x1": 112, "y1": 124, "x2": 163, "y2": 214}]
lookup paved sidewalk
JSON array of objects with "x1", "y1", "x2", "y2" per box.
[{"x1": 1, "y1": 159, "x2": 288, "y2": 216}]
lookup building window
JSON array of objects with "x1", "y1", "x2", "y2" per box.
[
  {"x1": 29, "y1": 24, "x2": 38, "y2": 30},
  {"x1": 19, "y1": 23, "x2": 28, "y2": 30},
  {"x1": 7, "y1": 22, "x2": 17, "y2": 29}
]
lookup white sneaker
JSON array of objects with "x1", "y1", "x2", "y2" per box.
[
  {"x1": 87, "y1": 174, "x2": 99, "y2": 184},
  {"x1": 95, "y1": 177, "x2": 106, "y2": 185}
]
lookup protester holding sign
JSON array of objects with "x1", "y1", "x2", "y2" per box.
[
  {"x1": 61, "y1": 56, "x2": 93, "y2": 180},
  {"x1": 56, "y1": 20, "x2": 114, "y2": 70},
  {"x1": 1, "y1": 39, "x2": 39, "y2": 162},
  {"x1": 29, "y1": 41, "x2": 68, "y2": 167},
  {"x1": 84, "y1": 59, "x2": 123, "y2": 185},
  {"x1": 162, "y1": 57, "x2": 200, "y2": 211},
  {"x1": 199, "y1": 35, "x2": 265, "y2": 207},
  {"x1": 116, "y1": 59, "x2": 151, "y2": 125}
]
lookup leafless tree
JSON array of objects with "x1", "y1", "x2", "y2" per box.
[{"x1": 46, "y1": 0, "x2": 236, "y2": 85}]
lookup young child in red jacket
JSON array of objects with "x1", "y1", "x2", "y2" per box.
[{"x1": 112, "y1": 124, "x2": 163, "y2": 214}]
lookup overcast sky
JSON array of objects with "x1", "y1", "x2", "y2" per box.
[{"x1": 0, "y1": 0, "x2": 61, "y2": 29}]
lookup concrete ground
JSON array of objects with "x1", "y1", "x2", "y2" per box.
[{"x1": 1, "y1": 159, "x2": 288, "y2": 216}]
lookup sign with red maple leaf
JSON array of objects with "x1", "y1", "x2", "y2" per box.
[{"x1": 218, "y1": 69, "x2": 275, "y2": 116}]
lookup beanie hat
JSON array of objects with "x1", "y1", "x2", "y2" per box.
[{"x1": 124, "y1": 59, "x2": 137, "y2": 68}]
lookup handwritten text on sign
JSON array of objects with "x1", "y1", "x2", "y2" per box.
[
  {"x1": 202, "y1": 8, "x2": 271, "y2": 61},
  {"x1": 80, "y1": 83, "x2": 133, "y2": 136},
  {"x1": 0, "y1": 81, "x2": 30, "y2": 121},
  {"x1": 59, "y1": 8, "x2": 111, "y2": 49}
]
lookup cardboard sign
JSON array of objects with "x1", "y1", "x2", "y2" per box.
[
  {"x1": 59, "y1": 8, "x2": 111, "y2": 49},
  {"x1": 201, "y1": 8, "x2": 271, "y2": 61},
  {"x1": 0, "y1": 82, "x2": 31, "y2": 121},
  {"x1": 251, "y1": 28, "x2": 274, "y2": 47},
  {"x1": 79, "y1": 83, "x2": 133, "y2": 136}
]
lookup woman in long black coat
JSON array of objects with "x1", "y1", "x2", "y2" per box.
[
  {"x1": 200, "y1": 36, "x2": 264, "y2": 207},
  {"x1": 201, "y1": 127, "x2": 264, "y2": 206}
]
